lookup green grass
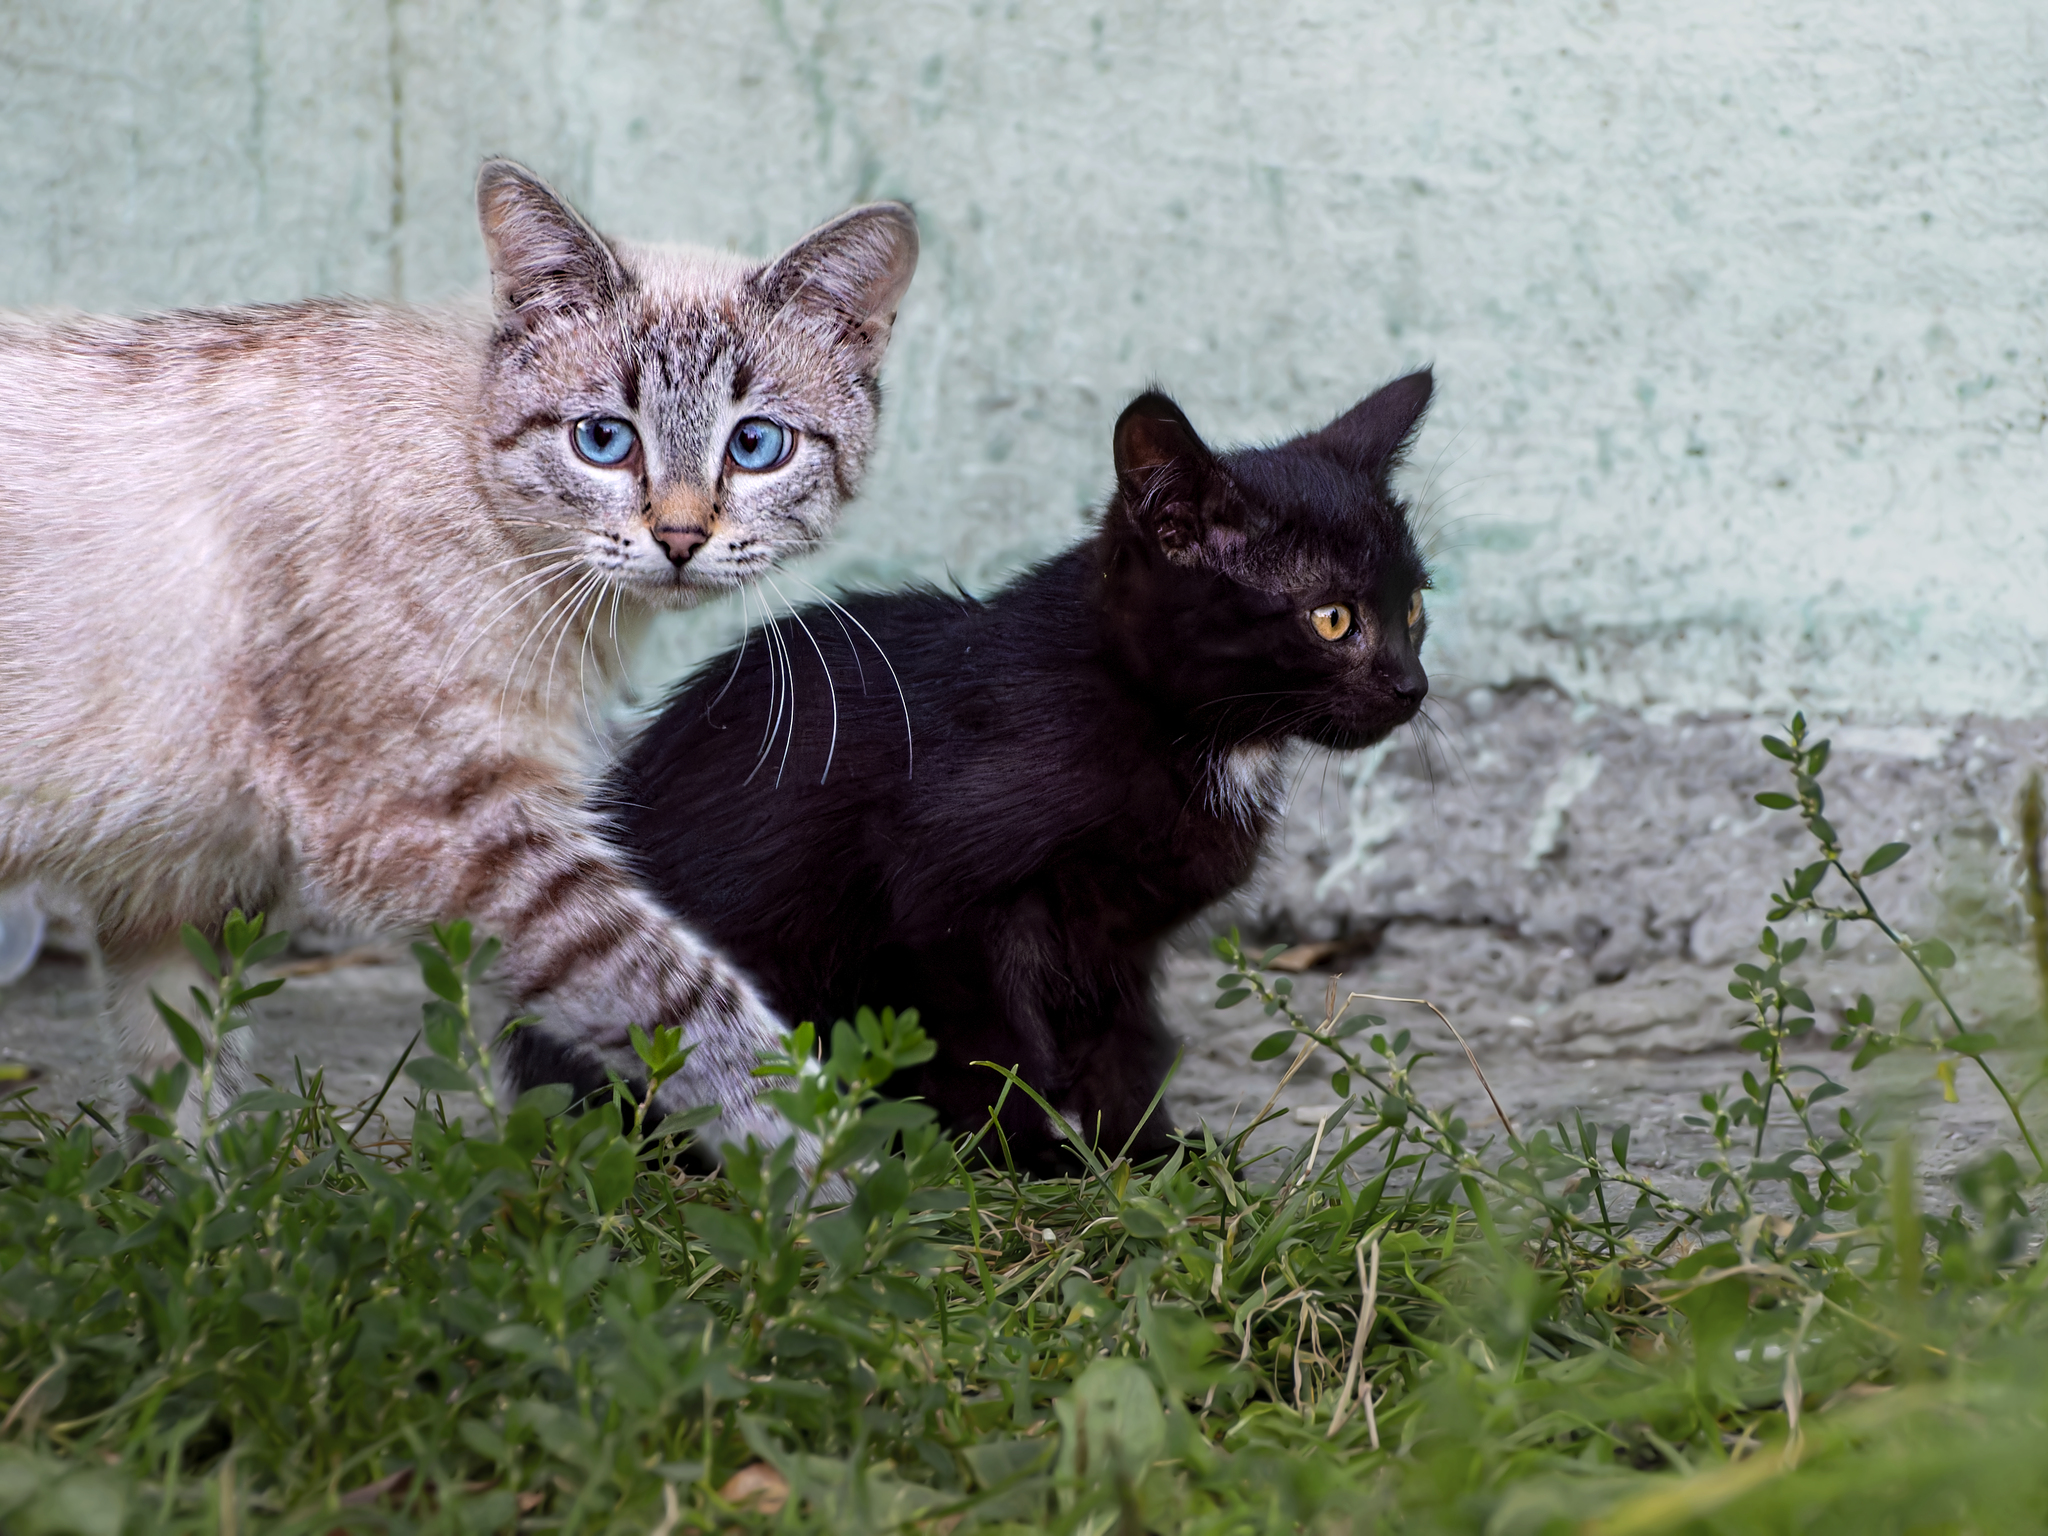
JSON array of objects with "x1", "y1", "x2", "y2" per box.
[{"x1": 4, "y1": 720, "x2": 2048, "y2": 1534}]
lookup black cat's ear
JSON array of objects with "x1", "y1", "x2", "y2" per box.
[
  {"x1": 1303, "y1": 368, "x2": 1434, "y2": 485},
  {"x1": 755, "y1": 202, "x2": 920, "y2": 371},
  {"x1": 477, "y1": 159, "x2": 627, "y2": 329},
  {"x1": 1114, "y1": 391, "x2": 1217, "y2": 561}
]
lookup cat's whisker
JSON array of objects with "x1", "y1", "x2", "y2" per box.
[
  {"x1": 544, "y1": 569, "x2": 612, "y2": 724},
  {"x1": 415, "y1": 558, "x2": 582, "y2": 730},
  {"x1": 745, "y1": 587, "x2": 795, "y2": 785},
  {"x1": 450, "y1": 543, "x2": 584, "y2": 589},
  {"x1": 766, "y1": 576, "x2": 839, "y2": 784},
  {"x1": 790, "y1": 577, "x2": 868, "y2": 693},
  {"x1": 791, "y1": 576, "x2": 912, "y2": 779},
  {"x1": 571, "y1": 575, "x2": 614, "y2": 740},
  {"x1": 705, "y1": 589, "x2": 754, "y2": 719},
  {"x1": 497, "y1": 568, "x2": 602, "y2": 744},
  {"x1": 604, "y1": 581, "x2": 627, "y2": 680},
  {"x1": 1411, "y1": 705, "x2": 1473, "y2": 794},
  {"x1": 437, "y1": 557, "x2": 582, "y2": 673},
  {"x1": 764, "y1": 591, "x2": 803, "y2": 788},
  {"x1": 749, "y1": 586, "x2": 784, "y2": 772}
]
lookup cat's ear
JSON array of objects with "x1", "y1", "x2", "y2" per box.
[
  {"x1": 476, "y1": 159, "x2": 627, "y2": 329},
  {"x1": 755, "y1": 202, "x2": 920, "y2": 371},
  {"x1": 1303, "y1": 368, "x2": 1434, "y2": 485},
  {"x1": 1114, "y1": 392, "x2": 1220, "y2": 562}
]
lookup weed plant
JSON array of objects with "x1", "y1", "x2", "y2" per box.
[{"x1": 2, "y1": 722, "x2": 2048, "y2": 1533}]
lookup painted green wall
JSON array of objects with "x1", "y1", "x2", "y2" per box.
[{"x1": 5, "y1": 1, "x2": 2043, "y2": 720}]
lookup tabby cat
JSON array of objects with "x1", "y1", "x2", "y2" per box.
[
  {"x1": 604, "y1": 371, "x2": 1434, "y2": 1168},
  {"x1": 0, "y1": 160, "x2": 917, "y2": 1144}
]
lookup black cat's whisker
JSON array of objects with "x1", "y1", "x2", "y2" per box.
[
  {"x1": 766, "y1": 574, "x2": 839, "y2": 784},
  {"x1": 1412, "y1": 705, "x2": 1474, "y2": 793},
  {"x1": 1191, "y1": 686, "x2": 1320, "y2": 718},
  {"x1": 791, "y1": 575, "x2": 913, "y2": 779},
  {"x1": 1406, "y1": 717, "x2": 1442, "y2": 801}
]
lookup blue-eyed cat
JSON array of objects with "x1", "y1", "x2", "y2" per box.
[{"x1": 0, "y1": 160, "x2": 917, "y2": 1145}]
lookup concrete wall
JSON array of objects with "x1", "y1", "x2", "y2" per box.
[{"x1": 6, "y1": 0, "x2": 2044, "y2": 724}]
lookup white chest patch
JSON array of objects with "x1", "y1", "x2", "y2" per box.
[{"x1": 1206, "y1": 741, "x2": 1286, "y2": 824}]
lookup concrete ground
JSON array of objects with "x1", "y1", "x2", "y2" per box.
[{"x1": 1, "y1": 919, "x2": 2024, "y2": 1218}]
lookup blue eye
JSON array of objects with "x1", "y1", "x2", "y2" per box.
[
  {"x1": 572, "y1": 417, "x2": 637, "y2": 466},
  {"x1": 726, "y1": 417, "x2": 792, "y2": 472}
]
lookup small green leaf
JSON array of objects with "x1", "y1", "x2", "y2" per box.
[
  {"x1": 1610, "y1": 1124, "x2": 1631, "y2": 1167},
  {"x1": 1808, "y1": 815, "x2": 1838, "y2": 847},
  {"x1": 422, "y1": 1003, "x2": 463, "y2": 1062},
  {"x1": 241, "y1": 1290, "x2": 300, "y2": 1324},
  {"x1": 1915, "y1": 938, "x2": 1957, "y2": 971},
  {"x1": 1822, "y1": 920, "x2": 1837, "y2": 950},
  {"x1": 1861, "y1": 842, "x2": 1910, "y2": 877},
  {"x1": 1214, "y1": 988, "x2": 1250, "y2": 1009},
  {"x1": 1118, "y1": 1197, "x2": 1173, "y2": 1238},
  {"x1": 1948, "y1": 1031, "x2": 2000, "y2": 1055},
  {"x1": 243, "y1": 930, "x2": 292, "y2": 966},
  {"x1": 1250, "y1": 1029, "x2": 1296, "y2": 1062},
  {"x1": 1762, "y1": 735, "x2": 1795, "y2": 760},
  {"x1": 180, "y1": 926, "x2": 222, "y2": 980},
  {"x1": 404, "y1": 1058, "x2": 477, "y2": 1094},
  {"x1": 150, "y1": 994, "x2": 208, "y2": 1069},
  {"x1": 1753, "y1": 792, "x2": 1797, "y2": 809},
  {"x1": 410, "y1": 943, "x2": 465, "y2": 1004}
]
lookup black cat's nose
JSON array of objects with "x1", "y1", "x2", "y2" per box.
[
  {"x1": 654, "y1": 526, "x2": 708, "y2": 566},
  {"x1": 1392, "y1": 669, "x2": 1428, "y2": 705}
]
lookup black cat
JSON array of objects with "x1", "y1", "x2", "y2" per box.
[{"x1": 598, "y1": 371, "x2": 1435, "y2": 1169}]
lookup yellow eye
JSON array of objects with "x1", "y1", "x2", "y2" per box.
[
  {"x1": 1408, "y1": 589, "x2": 1425, "y2": 628},
  {"x1": 1310, "y1": 604, "x2": 1352, "y2": 641}
]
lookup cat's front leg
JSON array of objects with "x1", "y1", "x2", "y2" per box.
[
  {"x1": 1062, "y1": 987, "x2": 1181, "y2": 1166},
  {"x1": 311, "y1": 783, "x2": 795, "y2": 1156},
  {"x1": 492, "y1": 877, "x2": 794, "y2": 1152},
  {"x1": 100, "y1": 928, "x2": 254, "y2": 1145}
]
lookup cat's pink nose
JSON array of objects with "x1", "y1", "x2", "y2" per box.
[{"x1": 654, "y1": 527, "x2": 708, "y2": 566}]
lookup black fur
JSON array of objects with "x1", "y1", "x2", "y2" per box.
[{"x1": 604, "y1": 373, "x2": 1435, "y2": 1170}]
